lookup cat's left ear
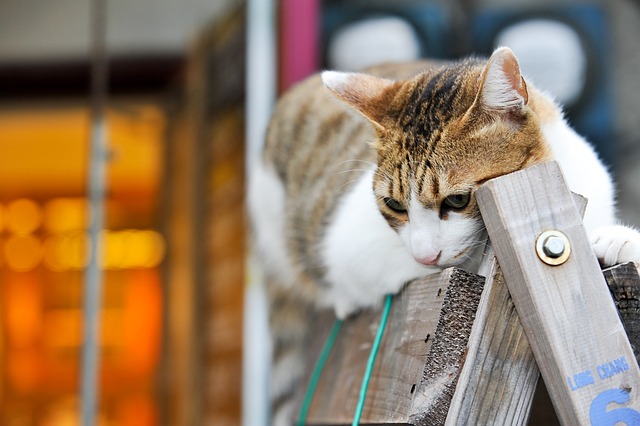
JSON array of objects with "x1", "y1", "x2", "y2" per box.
[
  {"x1": 476, "y1": 47, "x2": 529, "y2": 115},
  {"x1": 322, "y1": 71, "x2": 397, "y2": 131}
]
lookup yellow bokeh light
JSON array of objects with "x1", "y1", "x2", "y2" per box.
[
  {"x1": 4, "y1": 235, "x2": 43, "y2": 271},
  {"x1": 44, "y1": 198, "x2": 88, "y2": 233},
  {"x1": 43, "y1": 235, "x2": 68, "y2": 272},
  {"x1": 44, "y1": 232, "x2": 88, "y2": 271},
  {"x1": 140, "y1": 230, "x2": 166, "y2": 268},
  {"x1": 6, "y1": 199, "x2": 43, "y2": 235},
  {"x1": 42, "y1": 229, "x2": 165, "y2": 271},
  {"x1": 120, "y1": 230, "x2": 165, "y2": 269},
  {"x1": 66, "y1": 232, "x2": 89, "y2": 270},
  {"x1": 102, "y1": 230, "x2": 126, "y2": 269},
  {"x1": 0, "y1": 104, "x2": 167, "y2": 425}
]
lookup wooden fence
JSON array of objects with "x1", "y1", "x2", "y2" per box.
[{"x1": 295, "y1": 162, "x2": 640, "y2": 425}]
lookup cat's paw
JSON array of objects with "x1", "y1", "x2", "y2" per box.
[{"x1": 590, "y1": 225, "x2": 640, "y2": 267}]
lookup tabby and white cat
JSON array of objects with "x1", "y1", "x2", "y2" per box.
[{"x1": 248, "y1": 47, "x2": 640, "y2": 424}]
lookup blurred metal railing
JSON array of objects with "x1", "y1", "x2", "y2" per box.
[{"x1": 81, "y1": 0, "x2": 108, "y2": 423}]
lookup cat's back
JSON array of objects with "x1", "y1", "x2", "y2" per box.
[
  {"x1": 263, "y1": 73, "x2": 371, "y2": 192},
  {"x1": 252, "y1": 61, "x2": 437, "y2": 289},
  {"x1": 263, "y1": 60, "x2": 437, "y2": 187},
  {"x1": 264, "y1": 74, "x2": 363, "y2": 181}
]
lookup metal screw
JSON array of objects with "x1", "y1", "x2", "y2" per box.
[
  {"x1": 542, "y1": 235, "x2": 565, "y2": 258},
  {"x1": 536, "y1": 230, "x2": 571, "y2": 266}
]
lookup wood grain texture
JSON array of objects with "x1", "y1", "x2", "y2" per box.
[
  {"x1": 445, "y1": 250, "x2": 539, "y2": 426},
  {"x1": 530, "y1": 263, "x2": 640, "y2": 426},
  {"x1": 476, "y1": 161, "x2": 640, "y2": 426},
  {"x1": 604, "y1": 262, "x2": 640, "y2": 365},
  {"x1": 409, "y1": 269, "x2": 485, "y2": 425},
  {"x1": 301, "y1": 268, "x2": 484, "y2": 425},
  {"x1": 296, "y1": 263, "x2": 640, "y2": 425},
  {"x1": 296, "y1": 161, "x2": 640, "y2": 424}
]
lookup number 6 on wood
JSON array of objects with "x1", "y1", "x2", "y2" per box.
[{"x1": 590, "y1": 388, "x2": 640, "y2": 425}]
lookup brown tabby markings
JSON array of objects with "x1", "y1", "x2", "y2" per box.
[
  {"x1": 381, "y1": 61, "x2": 550, "y2": 227},
  {"x1": 265, "y1": 75, "x2": 377, "y2": 290},
  {"x1": 264, "y1": 57, "x2": 554, "y2": 290},
  {"x1": 261, "y1": 53, "x2": 558, "y2": 423}
]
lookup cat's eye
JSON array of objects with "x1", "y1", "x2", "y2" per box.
[
  {"x1": 443, "y1": 193, "x2": 471, "y2": 210},
  {"x1": 384, "y1": 197, "x2": 407, "y2": 213}
]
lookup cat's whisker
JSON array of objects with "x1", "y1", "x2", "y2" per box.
[
  {"x1": 330, "y1": 159, "x2": 394, "y2": 182},
  {"x1": 330, "y1": 158, "x2": 377, "y2": 171},
  {"x1": 339, "y1": 178, "x2": 366, "y2": 191},
  {"x1": 332, "y1": 168, "x2": 373, "y2": 177}
]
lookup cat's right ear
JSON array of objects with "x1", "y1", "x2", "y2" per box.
[{"x1": 322, "y1": 71, "x2": 396, "y2": 132}]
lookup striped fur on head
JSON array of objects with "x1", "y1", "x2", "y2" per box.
[{"x1": 323, "y1": 47, "x2": 552, "y2": 234}]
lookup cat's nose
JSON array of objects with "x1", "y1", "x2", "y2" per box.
[{"x1": 415, "y1": 251, "x2": 441, "y2": 266}]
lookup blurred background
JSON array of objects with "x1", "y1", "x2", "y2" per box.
[{"x1": 0, "y1": 0, "x2": 639, "y2": 425}]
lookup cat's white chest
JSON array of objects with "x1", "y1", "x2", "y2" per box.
[
  {"x1": 541, "y1": 120, "x2": 615, "y2": 231},
  {"x1": 320, "y1": 169, "x2": 437, "y2": 318}
]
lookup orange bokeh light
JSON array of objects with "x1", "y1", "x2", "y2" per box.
[
  {"x1": 6, "y1": 198, "x2": 43, "y2": 235},
  {"x1": 3, "y1": 273, "x2": 42, "y2": 348},
  {"x1": 4, "y1": 235, "x2": 44, "y2": 272},
  {"x1": 0, "y1": 103, "x2": 166, "y2": 425},
  {"x1": 44, "y1": 198, "x2": 88, "y2": 233}
]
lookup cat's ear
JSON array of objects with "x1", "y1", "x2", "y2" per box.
[
  {"x1": 476, "y1": 47, "x2": 528, "y2": 114},
  {"x1": 322, "y1": 71, "x2": 396, "y2": 131}
]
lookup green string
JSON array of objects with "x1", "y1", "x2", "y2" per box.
[
  {"x1": 296, "y1": 294, "x2": 393, "y2": 426},
  {"x1": 297, "y1": 318, "x2": 342, "y2": 426},
  {"x1": 352, "y1": 294, "x2": 393, "y2": 426}
]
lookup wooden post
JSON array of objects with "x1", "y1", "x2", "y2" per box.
[
  {"x1": 476, "y1": 161, "x2": 640, "y2": 425},
  {"x1": 604, "y1": 262, "x2": 640, "y2": 366},
  {"x1": 443, "y1": 248, "x2": 539, "y2": 426},
  {"x1": 296, "y1": 267, "x2": 640, "y2": 426}
]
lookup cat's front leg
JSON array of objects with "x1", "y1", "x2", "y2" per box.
[{"x1": 590, "y1": 225, "x2": 640, "y2": 267}]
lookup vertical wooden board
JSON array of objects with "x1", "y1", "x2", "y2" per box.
[
  {"x1": 476, "y1": 162, "x2": 640, "y2": 425},
  {"x1": 445, "y1": 254, "x2": 539, "y2": 426},
  {"x1": 409, "y1": 268, "x2": 485, "y2": 425},
  {"x1": 528, "y1": 262, "x2": 640, "y2": 426},
  {"x1": 604, "y1": 262, "x2": 640, "y2": 365}
]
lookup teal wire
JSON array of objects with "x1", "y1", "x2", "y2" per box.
[
  {"x1": 297, "y1": 318, "x2": 343, "y2": 426},
  {"x1": 352, "y1": 294, "x2": 394, "y2": 426}
]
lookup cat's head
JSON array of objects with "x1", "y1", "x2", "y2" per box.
[{"x1": 323, "y1": 47, "x2": 553, "y2": 268}]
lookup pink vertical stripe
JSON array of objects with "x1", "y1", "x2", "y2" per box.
[{"x1": 280, "y1": 0, "x2": 320, "y2": 92}]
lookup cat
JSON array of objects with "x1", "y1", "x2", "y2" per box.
[{"x1": 247, "y1": 47, "x2": 640, "y2": 425}]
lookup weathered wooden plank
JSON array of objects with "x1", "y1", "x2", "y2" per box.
[
  {"x1": 529, "y1": 262, "x2": 640, "y2": 426},
  {"x1": 476, "y1": 161, "x2": 640, "y2": 425},
  {"x1": 296, "y1": 263, "x2": 640, "y2": 425},
  {"x1": 604, "y1": 262, "x2": 640, "y2": 365},
  {"x1": 302, "y1": 268, "x2": 484, "y2": 424},
  {"x1": 442, "y1": 192, "x2": 584, "y2": 426},
  {"x1": 296, "y1": 164, "x2": 640, "y2": 425},
  {"x1": 444, "y1": 249, "x2": 539, "y2": 426},
  {"x1": 408, "y1": 269, "x2": 485, "y2": 424}
]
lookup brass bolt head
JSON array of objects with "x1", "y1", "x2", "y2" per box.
[{"x1": 536, "y1": 230, "x2": 571, "y2": 266}]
